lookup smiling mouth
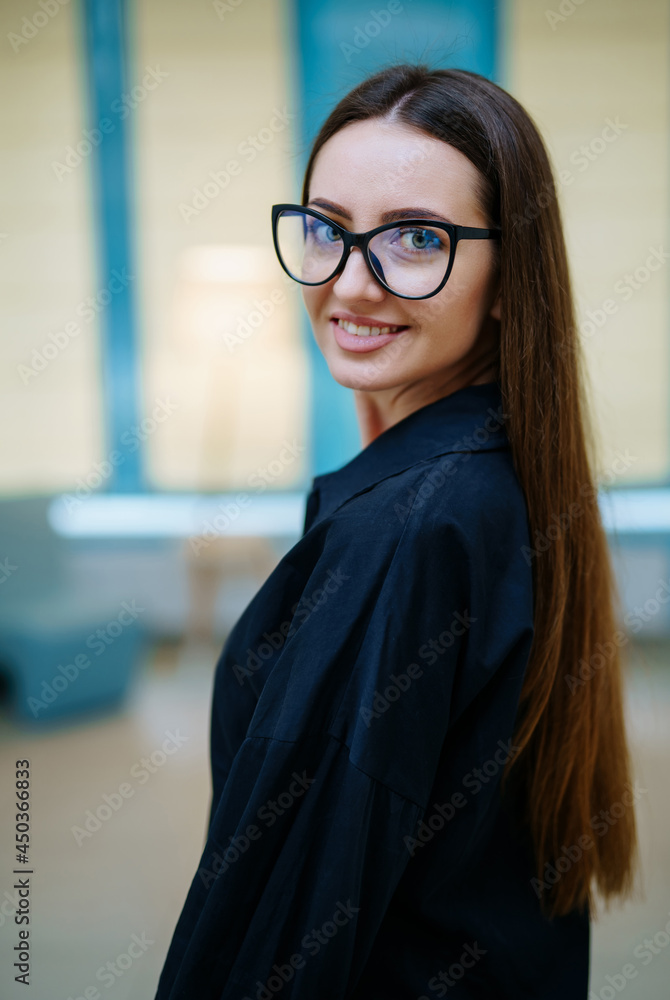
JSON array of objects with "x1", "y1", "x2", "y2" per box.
[{"x1": 334, "y1": 318, "x2": 409, "y2": 337}]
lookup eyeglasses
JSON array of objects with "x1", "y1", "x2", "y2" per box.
[{"x1": 271, "y1": 203, "x2": 501, "y2": 300}]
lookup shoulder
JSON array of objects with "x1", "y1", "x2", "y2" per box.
[{"x1": 330, "y1": 445, "x2": 530, "y2": 553}]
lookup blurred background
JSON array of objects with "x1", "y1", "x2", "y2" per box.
[{"x1": 0, "y1": 0, "x2": 669, "y2": 996}]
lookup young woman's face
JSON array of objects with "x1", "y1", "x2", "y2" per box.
[{"x1": 301, "y1": 118, "x2": 501, "y2": 398}]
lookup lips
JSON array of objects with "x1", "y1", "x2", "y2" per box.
[
  {"x1": 331, "y1": 315, "x2": 409, "y2": 338},
  {"x1": 330, "y1": 317, "x2": 411, "y2": 354}
]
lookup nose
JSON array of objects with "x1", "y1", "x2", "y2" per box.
[{"x1": 332, "y1": 246, "x2": 386, "y2": 300}]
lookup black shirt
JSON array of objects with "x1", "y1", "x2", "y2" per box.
[{"x1": 154, "y1": 380, "x2": 590, "y2": 999}]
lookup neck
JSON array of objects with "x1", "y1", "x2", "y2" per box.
[{"x1": 354, "y1": 354, "x2": 500, "y2": 449}]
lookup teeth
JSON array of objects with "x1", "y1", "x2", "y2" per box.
[{"x1": 337, "y1": 319, "x2": 402, "y2": 337}]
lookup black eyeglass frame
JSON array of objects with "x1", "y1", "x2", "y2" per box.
[{"x1": 271, "y1": 203, "x2": 501, "y2": 301}]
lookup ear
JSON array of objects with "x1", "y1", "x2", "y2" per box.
[{"x1": 489, "y1": 280, "x2": 501, "y2": 321}]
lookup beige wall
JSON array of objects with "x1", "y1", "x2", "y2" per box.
[
  {"x1": 506, "y1": 0, "x2": 669, "y2": 485},
  {"x1": 0, "y1": 2, "x2": 103, "y2": 493},
  {"x1": 0, "y1": 0, "x2": 307, "y2": 495},
  {"x1": 133, "y1": 0, "x2": 308, "y2": 491}
]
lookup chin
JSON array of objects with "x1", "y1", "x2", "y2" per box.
[{"x1": 324, "y1": 356, "x2": 400, "y2": 392}]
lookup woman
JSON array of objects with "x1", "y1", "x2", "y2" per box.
[{"x1": 154, "y1": 63, "x2": 638, "y2": 999}]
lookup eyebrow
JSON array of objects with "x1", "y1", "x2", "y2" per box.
[{"x1": 306, "y1": 198, "x2": 457, "y2": 226}]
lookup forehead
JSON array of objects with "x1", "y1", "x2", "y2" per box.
[{"x1": 308, "y1": 118, "x2": 485, "y2": 223}]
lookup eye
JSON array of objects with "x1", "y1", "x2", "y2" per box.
[
  {"x1": 395, "y1": 227, "x2": 444, "y2": 252},
  {"x1": 321, "y1": 224, "x2": 341, "y2": 243},
  {"x1": 308, "y1": 219, "x2": 342, "y2": 245}
]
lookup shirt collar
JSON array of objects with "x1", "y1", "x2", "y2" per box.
[{"x1": 304, "y1": 380, "x2": 509, "y2": 532}]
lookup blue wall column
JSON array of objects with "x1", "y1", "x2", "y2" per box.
[
  {"x1": 287, "y1": 0, "x2": 500, "y2": 477},
  {"x1": 82, "y1": 0, "x2": 143, "y2": 491}
]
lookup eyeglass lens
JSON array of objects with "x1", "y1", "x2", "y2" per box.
[{"x1": 276, "y1": 209, "x2": 452, "y2": 297}]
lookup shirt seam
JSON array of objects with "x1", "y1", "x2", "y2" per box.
[
  {"x1": 312, "y1": 438, "x2": 509, "y2": 489},
  {"x1": 314, "y1": 445, "x2": 508, "y2": 527}
]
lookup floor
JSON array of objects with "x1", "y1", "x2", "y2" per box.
[{"x1": 0, "y1": 638, "x2": 668, "y2": 1000}]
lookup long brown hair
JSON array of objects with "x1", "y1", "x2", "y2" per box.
[{"x1": 300, "y1": 63, "x2": 639, "y2": 920}]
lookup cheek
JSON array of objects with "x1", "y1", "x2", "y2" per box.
[
  {"x1": 431, "y1": 258, "x2": 495, "y2": 322},
  {"x1": 301, "y1": 287, "x2": 320, "y2": 322},
  {"x1": 416, "y1": 283, "x2": 476, "y2": 328},
  {"x1": 414, "y1": 274, "x2": 494, "y2": 347}
]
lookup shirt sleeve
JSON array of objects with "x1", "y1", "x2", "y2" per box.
[{"x1": 154, "y1": 496, "x2": 481, "y2": 1000}]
